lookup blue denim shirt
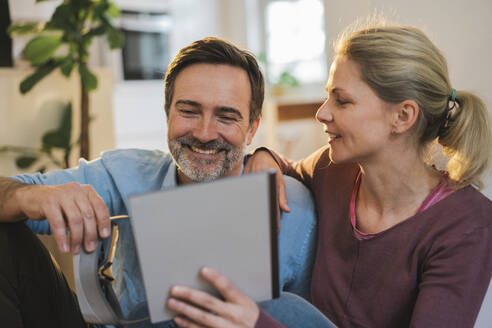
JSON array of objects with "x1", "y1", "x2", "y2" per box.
[{"x1": 13, "y1": 149, "x2": 316, "y2": 327}]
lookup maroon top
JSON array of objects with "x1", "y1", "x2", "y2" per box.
[{"x1": 256, "y1": 146, "x2": 492, "y2": 328}]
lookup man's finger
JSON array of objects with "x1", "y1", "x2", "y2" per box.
[
  {"x1": 83, "y1": 185, "x2": 110, "y2": 239},
  {"x1": 43, "y1": 205, "x2": 69, "y2": 253},
  {"x1": 75, "y1": 194, "x2": 98, "y2": 253},
  {"x1": 61, "y1": 200, "x2": 84, "y2": 254}
]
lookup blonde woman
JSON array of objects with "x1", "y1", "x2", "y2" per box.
[{"x1": 166, "y1": 23, "x2": 492, "y2": 328}]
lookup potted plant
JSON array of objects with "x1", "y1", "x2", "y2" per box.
[
  {"x1": 8, "y1": 0, "x2": 123, "y2": 160},
  {"x1": 0, "y1": 101, "x2": 73, "y2": 172}
]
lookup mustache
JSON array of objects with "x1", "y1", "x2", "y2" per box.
[{"x1": 176, "y1": 135, "x2": 233, "y2": 152}]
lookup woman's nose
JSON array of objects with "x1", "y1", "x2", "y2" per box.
[{"x1": 316, "y1": 100, "x2": 333, "y2": 123}]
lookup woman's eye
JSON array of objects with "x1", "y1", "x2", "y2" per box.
[{"x1": 335, "y1": 98, "x2": 349, "y2": 106}]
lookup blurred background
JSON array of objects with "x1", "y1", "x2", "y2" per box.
[{"x1": 1, "y1": 0, "x2": 492, "y2": 199}]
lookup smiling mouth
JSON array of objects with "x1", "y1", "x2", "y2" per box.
[
  {"x1": 326, "y1": 132, "x2": 341, "y2": 139},
  {"x1": 188, "y1": 145, "x2": 222, "y2": 155}
]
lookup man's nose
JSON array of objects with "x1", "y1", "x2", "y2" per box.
[
  {"x1": 192, "y1": 117, "x2": 219, "y2": 143},
  {"x1": 316, "y1": 100, "x2": 333, "y2": 123}
]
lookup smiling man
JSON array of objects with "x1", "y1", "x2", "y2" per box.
[
  {"x1": 167, "y1": 63, "x2": 259, "y2": 183},
  {"x1": 0, "y1": 38, "x2": 316, "y2": 327}
]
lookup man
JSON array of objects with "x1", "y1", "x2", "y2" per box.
[{"x1": 0, "y1": 37, "x2": 316, "y2": 327}]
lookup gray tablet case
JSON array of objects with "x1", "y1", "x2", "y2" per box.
[{"x1": 128, "y1": 171, "x2": 279, "y2": 323}]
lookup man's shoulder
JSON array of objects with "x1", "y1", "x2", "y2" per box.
[
  {"x1": 100, "y1": 148, "x2": 174, "y2": 172},
  {"x1": 283, "y1": 175, "x2": 315, "y2": 211},
  {"x1": 101, "y1": 148, "x2": 171, "y2": 162},
  {"x1": 97, "y1": 148, "x2": 176, "y2": 193}
]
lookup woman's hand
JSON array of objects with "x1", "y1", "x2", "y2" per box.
[
  {"x1": 167, "y1": 267, "x2": 260, "y2": 328},
  {"x1": 244, "y1": 150, "x2": 290, "y2": 232}
]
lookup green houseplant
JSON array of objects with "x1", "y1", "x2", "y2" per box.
[
  {"x1": 0, "y1": 102, "x2": 74, "y2": 172},
  {"x1": 8, "y1": 0, "x2": 123, "y2": 161}
]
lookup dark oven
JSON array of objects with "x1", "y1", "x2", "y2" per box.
[{"x1": 119, "y1": 10, "x2": 171, "y2": 80}]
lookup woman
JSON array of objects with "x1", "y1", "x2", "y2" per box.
[{"x1": 166, "y1": 23, "x2": 492, "y2": 328}]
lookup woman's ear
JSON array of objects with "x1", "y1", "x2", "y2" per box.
[{"x1": 391, "y1": 100, "x2": 419, "y2": 134}]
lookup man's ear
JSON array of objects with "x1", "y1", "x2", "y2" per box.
[
  {"x1": 391, "y1": 100, "x2": 419, "y2": 134},
  {"x1": 246, "y1": 118, "x2": 260, "y2": 145}
]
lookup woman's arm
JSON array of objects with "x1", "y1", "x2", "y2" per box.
[
  {"x1": 410, "y1": 226, "x2": 491, "y2": 327},
  {"x1": 245, "y1": 145, "x2": 329, "y2": 213}
]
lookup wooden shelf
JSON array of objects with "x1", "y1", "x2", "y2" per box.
[{"x1": 277, "y1": 101, "x2": 323, "y2": 121}]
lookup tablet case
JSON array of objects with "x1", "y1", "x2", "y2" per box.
[{"x1": 129, "y1": 171, "x2": 279, "y2": 323}]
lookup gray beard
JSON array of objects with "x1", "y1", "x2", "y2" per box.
[{"x1": 168, "y1": 135, "x2": 245, "y2": 182}]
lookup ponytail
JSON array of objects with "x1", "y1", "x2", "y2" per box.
[{"x1": 438, "y1": 91, "x2": 492, "y2": 189}]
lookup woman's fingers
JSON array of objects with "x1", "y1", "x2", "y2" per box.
[
  {"x1": 276, "y1": 170, "x2": 290, "y2": 214},
  {"x1": 170, "y1": 284, "x2": 228, "y2": 316},
  {"x1": 200, "y1": 267, "x2": 245, "y2": 304},
  {"x1": 169, "y1": 268, "x2": 260, "y2": 328},
  {"x1": 173, "y1": 316, "x2": 208, "y2": 328},
  {"x1": 167, "y1": 297, "x2": 229, "y2": 328},
  {"x1": 243, "y1": 150, "x2": 290, "y2": 225}
]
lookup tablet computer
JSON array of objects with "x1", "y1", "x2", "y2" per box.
[{"x1": 128, "y1": 171, "x2": 279, "y2": 323}]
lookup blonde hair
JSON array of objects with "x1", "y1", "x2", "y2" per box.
[{"x1": 335, "y1": 23, "x2": 491, "y2": 189}]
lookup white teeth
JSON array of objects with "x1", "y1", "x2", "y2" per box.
[
  {"x1": 190, "y1": 146, "x2": 218, "y2": 155},
  {"x1": 327, "y1": 133, "x2": 340, "y2": 138}
]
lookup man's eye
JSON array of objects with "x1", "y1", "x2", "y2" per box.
[
  {"x1": 219, "y1": 115, "x2": 237, "y2": 122},
  {"x1": 180, "y1": 109, "x2": 197, "y2": 115}
]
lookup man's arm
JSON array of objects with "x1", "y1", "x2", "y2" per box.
[
  {"x1": 0, "y1": 177, "x2": 30, "y2": 222},
  {"x1": 0, "y1": 176, "x2": 110, "y2": 254}
]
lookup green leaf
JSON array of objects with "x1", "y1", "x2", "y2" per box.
[
  {"x1": 23, "y1": 35, "x2": 63, "y2": 66},
  {"x1": 15, "y1": 156, "x2": 38, "y2": 169},
  {"x1": 106, "y1": 26, "x2": 124, "y2": 49},
  {"x1": 79, "y1": 63, "x2": 98, "y2": 91},
  {"x1": 60, "y1": 57, "x2": 75, "y2": 77},
  {"x1": 49, "y1": 4, "x2": 76, "y2": 31},
  {"x1": 41, "y1": 102, "x2": 73, "y2": 151},
  {"x1": 93, "y1": 1, "x2": 109, "y2": 19},
  {"x1": 257, "y1": 52, "x2": 267, "y2": 63},
  {"x1": 278, "y1": 71, "x2": 300, "y2": 87},
  {"x1": 106, "y1": 2, "x2": 121, "y2": 18},
  {"x1": 19, "y1": 58, "x2": 63, "y2": 94},
  {"x1": 86, "y1": 25, "x2": 107, "y2": 38},
  {"x1": 7, "y1": 23, "x2": 42, "y2": 36}
]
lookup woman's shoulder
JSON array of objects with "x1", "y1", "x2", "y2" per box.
[
  {"x1": 425, "y1": 186, "x2": 492, "y2": 237},
  {"x1": 455, "y1": 186, "x2": 492, "y2": 226}
]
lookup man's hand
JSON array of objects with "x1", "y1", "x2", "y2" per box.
[
  {"x1": 168, "y1": 267, "x2": 260, "y2": 328},
  {"x1": 244, "y1": 150, "x2": 289, "y2": 232},
  {"x1": 15, "y1": 182, "x2": 110, "y2": 254}
]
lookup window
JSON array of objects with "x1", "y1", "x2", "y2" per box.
[{"x1": 263, "y1": 0, "x2": 326, "y2": 86}]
